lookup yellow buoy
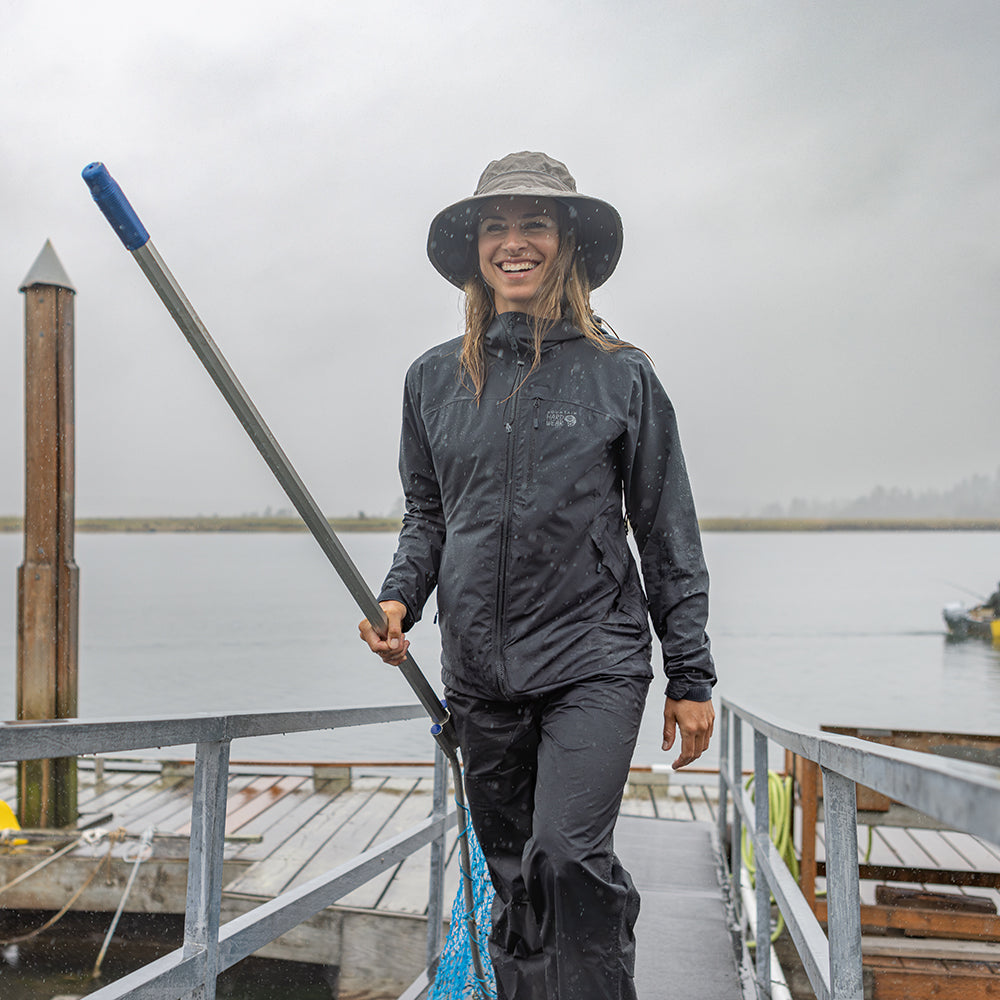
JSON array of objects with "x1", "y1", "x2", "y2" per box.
[{"x1": 0, "y1": 798, "x2": 28, "y2": 846}]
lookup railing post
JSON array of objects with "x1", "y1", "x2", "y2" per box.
[
  {"x1": 821, "y1": 767, "x2": 864, "y2": 1000},
  {"x1": 717, "y1": 704, "x2": 730, "y2": 864},
  {"x1": 754, "y1": 730, "x2": 771, "y2": 996},
  {"x1": 183, "y1": 739, "x2": 231, "y2": 1000},
  {"x1": 426, "y1": 743, "x2": 449, "y2": 968},
  {"x1": 730, "y1": 713, "x2": 743, "y2": 918}
]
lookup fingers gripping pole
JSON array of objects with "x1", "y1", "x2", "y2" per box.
[{"x1": 81, "y1": 162, "x2": 455, "y2": 750}]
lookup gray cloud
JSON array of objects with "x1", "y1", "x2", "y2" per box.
[{"x1": 2, "y1": 0, "x2": 998, "y2": 518}]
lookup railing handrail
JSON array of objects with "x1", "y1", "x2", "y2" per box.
[
  {"x1": 717, "y1": 696, "x2": 1000, "y2": 1000},
  {"x1": 1, "y1": 702, "x2": 452, "y2": 1000},
  {"x1": 0, "y1": 703, "x2": 428, "y2": 761},
  {"x1": 721, "y1": 697, "x2": 1000, "y2": 842}
]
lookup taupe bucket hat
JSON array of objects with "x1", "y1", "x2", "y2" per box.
[{"x1": 427, "y1": 151, "x2": 623, "y2": 290}]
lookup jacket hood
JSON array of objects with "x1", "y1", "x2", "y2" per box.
[{"x1": 484, "y1": 313, "x2": 586, "y2": 354}]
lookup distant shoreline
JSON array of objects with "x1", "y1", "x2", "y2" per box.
[{"x1": 2, "y1": 516, "x2": 999, "y2": 533}]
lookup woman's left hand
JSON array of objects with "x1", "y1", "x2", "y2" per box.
[{"x1": 662, "y1": 697, "x2": 715, "y2": 770}]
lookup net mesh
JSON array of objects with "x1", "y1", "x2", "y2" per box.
[{"x1": 428, "y1": 805, "x2": 497, "y2": 1000}]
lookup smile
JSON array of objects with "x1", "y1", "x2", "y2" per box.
[{"x1": 499, "y1": 260, "x2": 539, "y2": 272}]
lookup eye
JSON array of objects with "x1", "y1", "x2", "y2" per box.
[{"x1": 481, "y1": 222, "x2": 506, "y2": 234}]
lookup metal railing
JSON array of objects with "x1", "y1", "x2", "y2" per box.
[
  {"x1": 717, "y1": 697, "x2": 1000, "y2": 1000},
  {"x1": 0, "y1": 704, "x2": 457, "y2": 1000}
]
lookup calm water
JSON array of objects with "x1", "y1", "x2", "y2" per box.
[{"x1": 1, "y1": 530, "x2": 999, "y2": 765}]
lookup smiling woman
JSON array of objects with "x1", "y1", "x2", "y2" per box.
[{"x1": 358, "y1": 150, "x2": 716, "y2": 1000}]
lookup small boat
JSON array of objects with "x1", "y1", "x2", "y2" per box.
[{"x1": 943, "y1": 601, "x2": 1000, "y2": 641}]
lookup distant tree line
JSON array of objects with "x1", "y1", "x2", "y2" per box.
[{"x1": 759, "y1": 468, "x2": 1000, "y2": 519}]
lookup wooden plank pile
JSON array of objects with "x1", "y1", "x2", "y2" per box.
[{"x1": 794, "y1": 727, "x2": 1000, "y2": 999}]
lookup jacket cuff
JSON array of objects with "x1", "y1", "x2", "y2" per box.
[
  {"x1": 375, "y1": 589, "x2": 418, "y2": 632},
  {"x1": 665, "y1": 678, "x2": 715, "y2": 703}
]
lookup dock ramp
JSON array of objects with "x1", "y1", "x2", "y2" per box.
[{"x1": 617, "y1": 816, "x2": 750, "y2": 999}]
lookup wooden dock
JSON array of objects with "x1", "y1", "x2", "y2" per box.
[
  {"x1": 810, "y1": 810, "x2": 1000, "y2": 999},
  {"x1": 5, "y1": 754, "x2": 1000, "y2": 998},
  {"x1": 0, "y1": 760, "x2": 743, "y2": 999}
]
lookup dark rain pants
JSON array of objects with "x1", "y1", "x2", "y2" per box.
[{"x1": 448, "y1": 670, "x2": 650, "y2": 1000}]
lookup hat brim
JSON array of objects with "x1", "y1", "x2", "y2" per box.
[{"x1": 427, "y1": 193, "x2": 623, "y2": 290}]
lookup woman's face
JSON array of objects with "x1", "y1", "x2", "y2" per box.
[{"x1": 477, "y1": 196, "x2": 560, "y2": 315}]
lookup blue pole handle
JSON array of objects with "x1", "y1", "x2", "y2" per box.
[{"x1": 82, "y1": 162, "x2": 150, "y2": 251}]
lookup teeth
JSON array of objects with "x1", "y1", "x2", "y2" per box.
[{"x1": 500, "y1": 261, "x2": 537, "y2": 272}]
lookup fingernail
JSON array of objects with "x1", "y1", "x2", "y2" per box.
[{"x1": 389, "y1": 638, "x2": 399, "y2": 649}]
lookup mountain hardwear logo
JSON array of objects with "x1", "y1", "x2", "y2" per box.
[{"x1": 545, "y1": 410, "x2": 578, "y2": 428}]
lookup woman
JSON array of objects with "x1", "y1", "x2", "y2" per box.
[{"x1": 359, "y1": 151, "x2": 716, "y2": 1000}]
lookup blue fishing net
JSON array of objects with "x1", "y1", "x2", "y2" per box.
[{"x1": 428, "y1": 806, "x2": 497, "y2": 1000}]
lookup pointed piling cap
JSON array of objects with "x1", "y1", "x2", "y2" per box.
[{"x1": 20, "y1": 240, "x2": 75, "y2": 293}]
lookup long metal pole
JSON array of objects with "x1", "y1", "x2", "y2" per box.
[
  {"x1": 80, "y1": 162, "x2": 454, "y2": 753},
  {"x1": 81, "y1": 162, "x2": 486, "y2": 982}
]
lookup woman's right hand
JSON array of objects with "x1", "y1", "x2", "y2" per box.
[{"x1": 358, "y1": 600, "x2": 410, "y2": 666}]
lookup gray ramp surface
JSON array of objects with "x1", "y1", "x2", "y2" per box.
[{"x1": 616, "y1": 816, "x2": 747, "y2": 1000}]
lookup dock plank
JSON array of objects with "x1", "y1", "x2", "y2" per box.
[
  {"x1": 379, "y1": 827, "x2": 462, "y2": 917},
  {"x1": 223, "y1": 777, "x2": 387, "y2": 898},
  {"x1": 869, "y1": 826, "x2": 927, "y2": 868},
  {"x1": 972, "y1": 835, "x2": 1000, "y2": 865},
  {"x1": 289, "y1": 777, "x2": 415, "y2": 892},
  {"x1": 905, "y1": 826, "x2": 982, "y2": 871},
  {"x1": 168, "y1": 772, "x2": 268, "y2": 835},
  {"x1": 232, "y1": 777, "x2": 345, "y2": 861},
  {"x1": 939, "y1": 831, "x2": 1000, "y2": 872},
  {"x1": 74, "y1": 769, "x2": 170, "y2": 816},
  {"x1": 73, "y1": 766, "x2": 142, "y2": 806},
  {"x1": 116, "y1": 777, "x2": 197, "y2": 832},
  {"x1": 223, "y1": 774, "x2": 309, "y2": 835},
  {"x1": 339, "y1": 779, "x2": 431, "y2": 910}
]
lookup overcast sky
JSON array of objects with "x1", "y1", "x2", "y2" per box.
[{"x1": 3, "y1": 0, "x2": 998, "y2": 519}]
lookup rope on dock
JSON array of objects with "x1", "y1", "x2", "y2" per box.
[
  {"x1": 0, "y1": 832, "x2": 93, "y2": 896},
  {"x1": 92, "y1": 827, "x2": 155, "y2": 978},
  {"x1": 0, "y1": 828, "x2": 128, "y2": 946}
]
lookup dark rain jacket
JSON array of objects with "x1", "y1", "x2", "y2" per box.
[{"x1": 377, "y1": 313, "x2": 715, "y2": 703}]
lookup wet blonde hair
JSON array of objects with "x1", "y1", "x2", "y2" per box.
[{"x1": 458, "y1": 202, "x2": 625, "y2": 401}]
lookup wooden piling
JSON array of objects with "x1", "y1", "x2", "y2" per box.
[{"x1": 16, "y1": 241, "x2": 79, "y2": 828}]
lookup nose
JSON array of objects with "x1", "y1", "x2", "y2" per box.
[{"x1": 501, "y1": 225, "x2": 526, "y2": 252}]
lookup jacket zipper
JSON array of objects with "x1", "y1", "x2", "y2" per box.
[
  {"x1": 493, "y1": 353, "x2": 525, "y2": 686},
  {"x1": 527, "y1": 398, "x2": 540, "y2": 484}
]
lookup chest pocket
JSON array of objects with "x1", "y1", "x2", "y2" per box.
[{"x1": 526, "y1": 397, "x2": 621, "y2": 491}]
